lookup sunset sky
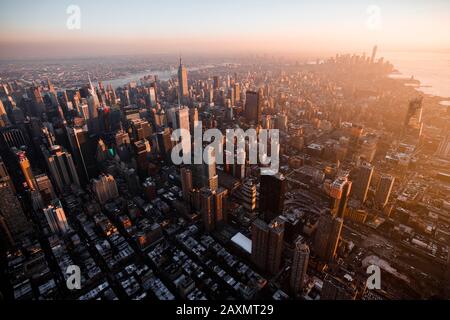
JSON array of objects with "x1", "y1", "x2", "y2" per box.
[{"x1": 1, "y1": 0, "x2": 449, "y2": 59}]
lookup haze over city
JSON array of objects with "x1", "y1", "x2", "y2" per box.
[
  {"x1": 1, "y1": 0, "x2": 450, "y2": 59},
  {"x1": 1, "y1": 0, "x2": 450, "y2": 310}
]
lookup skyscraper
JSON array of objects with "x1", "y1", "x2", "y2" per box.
[
  {"x1": 290, "y1": 237, "x2": 310, "y2": 294},
  {"x1": 351, "y1": 162, "x2": 373, "y2": 203},
  {"x1": 314, "y1": 212, "x2": 343, "y2": 263},
  {"x1": 251, "y1": 217, "x2": 285, "y2": 274},
  {"x1": 259, "y1": 173, "x2": 286, "y2": 223},
  {"x1": 251, "y1": 218, "x2": 269, "y2": 271},
  {"x1": 92, "y1": 174, "x2": 119, "y2": 204},
  {"x1": 0, "y1": 181, "x2": 32, "y2": 244},
  {"x1": 16, "y1": 150, "x2": 37, "y2": 191},
  {"x1": 180, "y1": 167, "x2": 193, "y2": 202},
  {"x1": 0, "y1": 99, "x2": 11, "y2": 127},
  {"x1": 330, "y1": 176, "x2": 352, "y2": 218},
  {"x1": 67, "y1": 125, "x2": 99, "y2": 183},
  {"x1": 266, "y1": 217, "x2": 285, "y2": 275},
  {"x1": 321, "y1": 274, "x2": 358, "y2": 300},
  {"x1": 44, "y1": 145, "x2": 80, "y2": 194},
  {"x1": 87, "y1": 75, "x2": 100, "y2": 133},
  {"x1": 43, "y1": 199, "x2": 70, "y2": 234},
  {"x1": 375, "y1": 174, "x2": 395, "y2": 208},
  {"x1": 244, "y1": 90, "x2": 262, "y2": 124},
  {"x1": 178, "y1": 58, "x2": 188, "y2": 99},
  {"x1": 404, "y1": 97, "x2": 424, "y2": 140},
  {"x1": 202, "y1": 146, "x2": 219, "y2": 192}
]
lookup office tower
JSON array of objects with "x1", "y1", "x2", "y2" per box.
[
  {"x1": 0, "y1": 182, "x2": 32, "y2": 244},
  {"x1": 351, "y1": 162, "x2": 373, "y2": 203},
  {"x1": 16, "y1": 151, "x2": 37, "y2": 191},
  {"x1": 214, "y1": 187, "x2": 227, "y2": 226},
  {"x1": 148, "y1": 86, "x2": 157, "y2": 107},
  {"x1": 290, "y1": 237, "x2": 310, "y2": 294},
  {"x1": 189, "y1": 107, "x2": 199, "y2": 133},
  {"x1": 134, "y1": 139, "x2": 151, "y2": 176},
  {"x1": 370, "y1": 45, "x2": 378, "y2": 63},
  {"x1": 259, "y1": 173, "x2": 286, "y2": 223},
  {"x1": 176, "y1": 107, "x2": 190, "y2": 132},
  {"x1": 130, "y1": 118, "x2": 152, "y2": 141},
  {"x1": 96, "y1": 139, "x2": 109, "y2": 162},
  {"x1": 200, "y1": 188, "x2": 215, "y2": 232},
  {"x1": 0, "y1": 126, "x2": 28, "y2": 149},
  {"x1": 35, "y1": 174, "x2": 57, "y2": 205},
  {"x1": 375, "y1": 174, "x2": 395, "y2": 208},
  {"x1": 404, "y1": 97, "x2": 424, "y2": 140},
  {"x1": 321, "y1": 274, "x2": 358, "y2": 300},
  {"x1": 115, "y1": 129, "x2": 131, "y2": 147},
  {"x1": 202, "y1": 146, "x2": 218, "y2": 192},
  {"x1": 44, "y1": 145, "x2": 80, "y2": 194},
  {"x1": 156, "y1": 128, "x2": 173, "y2": 157},
  {"x1": 0, "y1": 99, "x2": 10, "y2": 127},
  {"x1": 213, "y1": 76, "x2": 220, "y2": 89},
  {"x1": 92, "y1": 174, "x2": 119, "y2": 204},
  {"x1": 43, "y1": 199, "x2": 70, "y2": 234},
  {"x1": 236, "y1": 180, "x2": 257, "y2": 211},
  {"x1": 251, "y1": 217, "x2": 284, "y2": 274},
  {"x1": 178, "y1": 58, "x2": 188, "y2": 98},
  {"x1": 330, "y1": 177, "x2": 352, "y2": 218},
  {"x1": 266, "y1": 217, "x2": 285, "y2": 274},
  {"x1": 251, "y1": 218, "x2": 269, "y2": 270},
  {"x1": 244, "y1": 90, "x2": 262, "y2": 124},
  {"x1": 314, "y1": 212, "x2": 343, "y2": 263},
  {"x1": 67, "y1": 125, "x2": 98, "y2": 183},
  {"x1": 29, "y1": 86, "x2": 46, "y2": 116},
  {"x1": 233, "y1": 83, "x2": 240, "y2": 103},
  {"x1": 180, "y1": 167, "x2": 193, "y2": 202}
]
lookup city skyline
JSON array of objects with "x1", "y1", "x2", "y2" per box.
[{"x1": 1, "y1": 0, "x2": 450, "y2": 59}]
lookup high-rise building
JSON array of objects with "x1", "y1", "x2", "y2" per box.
[
  {"x1": 67, "y1": 125, "x2": 98, "y2": 183},
  {"x1": 370, "y1": 45, "x2": 378, "y2": 63},
  {"x1": 92, "y1": 174, "x2": 119, "y2": 204},
  {"x1": 404, "y1": 97, "x2": 424, "y2": 140},
  {"x1": 43, "y1": 199, "x2": 70, "y2": 234},
  {"x1": 213, "y1": 76, "x2": 220, "y2": 90},
  {"x1": 266, "y1": 217, "x2": 285, "y2": 274},
  {"x1": 180, "y1": 167, "x2": 193, "y2": 202},
  {"x1": 200, "y1": 188, "x2": 215, "y2": 232},
  {"x1": 244, "y1": 90, "x2": 262, "y2": 124},
  {"x1": 314, "y1": 212, "x2": 343, "y2": 263},
  {"x1": 202, "y1": 146, "x2": 219, "y2": 192},
  {"x1": 321, "y1": 274, "x2": 358, "y2": 300},
  {"x1": 35, "y1": 174, "x2": 57, "y2": 205},
  {"x1": 375, "y1": 174, "x2": 395, "y2": 208},
  {"x1": 290, "y1": 237, "x2": 310, "y2": 294},
  {"x1": 260, "y1": 173, "x2": 286, "y2": 223},
  {"x1": 351, "y1": 162, "x2": 373, "y2": 203},
  {"x1": 330, "y1": 176, "x2": 352, "y2": 218},
  {"x1": 0, "y1": 182, "x2": 32, "y2": 244},
  {"x1": 251, "y1": 218, "x2": 269, "y2": 270},
  {"x1": 87, "y1": 76, "x2": 100, "y2": 133},
  {"x1": 178, "y1": 58, "x2": 188, "y2": 98},
  {"x1": 251, "y1": 217, "x2": 285, "y2": 274},
  {"x1": 43, "y1": 145, "x2": 80, "y2": 194},
  {"x1": 0, "y1": 99, "x2": 10, "y2": 127},
  {"x1": 16, "y1": 150, "x2": 37, "y2": 191}
]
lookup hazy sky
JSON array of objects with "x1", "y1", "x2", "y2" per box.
[{"x1": 1, "y1": 0, "x2": 449, "y2": 59}]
